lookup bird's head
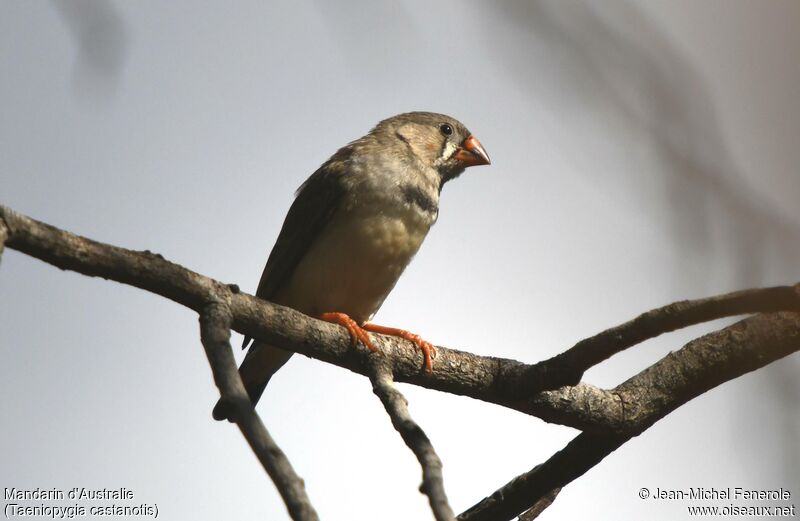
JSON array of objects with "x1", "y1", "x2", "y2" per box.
[{"x1": 372, "y1": 112, "x2": 490, "y2": 185}]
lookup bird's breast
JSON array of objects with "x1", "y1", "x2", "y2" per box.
[{"x1": 277, "y1": 197, "x2": 435, "y2": 323}]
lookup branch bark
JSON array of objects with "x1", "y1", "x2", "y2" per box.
[
  {"x1": 0, "y1": 205, "x2": 580, "y2": 420},
  {"x1": 0, "y1": 217, "x2": 8, "y2": 259},
  {"x1": 200, "y1": 302, "x2": 319, "y2": 521},
  {"x1": 6, "y1": 205, "x2": 797, "y2": 432},
  {"x1": 4, "y1": 203, "x2": 322, "y2": 521},
  {"x1": 369, "y1": 360, "x2": 454, "y2": 521},
  {"x1": 517, "y1": 484, "x2": 561, "y2": 521}
]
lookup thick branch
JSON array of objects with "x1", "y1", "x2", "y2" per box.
[
  {"x1": 526, "y1": 312, "x2": 800, "y2": 432},
  {"x1": 459, "y1": 432, "x2": 623, "y2": 521},
  {"x1": 0, "y1": 205, "x2": 563, "y2": 417},
  {"x1": 200, "y1": 302, "x2": 319, "y2": 521},
  {"x1": 459, "y1": 312, "x2": 800, "y2": 521},
  {"x1": 369, "y1": 360, "x2": 454, "y2": 521},
  {"x1": 518, "y1": 484, "x2": 561, "y2": 521}
]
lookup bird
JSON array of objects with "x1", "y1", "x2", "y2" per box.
[{"x1": 213, "y1": 111, "x2": 490, "y2": 422}]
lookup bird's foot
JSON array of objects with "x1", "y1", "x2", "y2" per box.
[
  {"x1": 362, "y1": 323, "x2": 436, "y2": 374},
  {"x1": 319, "y1": 312, "x2": 378, "y2": 352}
]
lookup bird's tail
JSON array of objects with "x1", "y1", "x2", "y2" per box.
[{"x1": 212, "y1": 343, "x2": 293, "y2": 422}]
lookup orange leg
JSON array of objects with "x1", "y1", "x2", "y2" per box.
[
  {"x1": 319, "y1": 312, "x2": 378, "y2": 352},
  {"x1": 362, "y1": 323, "x2": 437, "y2": 374}
]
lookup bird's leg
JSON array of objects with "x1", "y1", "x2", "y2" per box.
[
  {"x1": 362, "y1": 323, "x2": 436, "y2": 373},
  {"x1": 319, "y1": 312, "x2": 378, "y2": 352}
]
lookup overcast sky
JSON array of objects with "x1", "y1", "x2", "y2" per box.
[{"x1": 2, "y1": 1, "x2": 799, "y2": 520}]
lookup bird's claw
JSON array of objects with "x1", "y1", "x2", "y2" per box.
[
  {"x1": 319, "y1": 312, "x2": 378, "y2": 352},
  {"x1": 363, "y1": 323, "x2": 436, "y2": 374},
  {"x1": 319, "y1": 314, "x2": 436, "y2": 373},
  {"x1": 400, "y1": 333, "x2": 435, "y2": 374}
]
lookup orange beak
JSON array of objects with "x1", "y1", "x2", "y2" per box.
[{"x1": 454, "y1": 135, "x2": 491, "y2": 166}]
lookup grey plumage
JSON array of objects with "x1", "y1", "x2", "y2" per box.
[{"x1": 213, "y1": 112, "x2": 489, "y2": 421}]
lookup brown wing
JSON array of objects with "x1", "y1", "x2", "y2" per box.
[{"x1": 242, "y1": 150, "x2": 350, "y2": 348}]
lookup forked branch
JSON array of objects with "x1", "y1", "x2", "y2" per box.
[{"x1": 3, "y1": 204, "x2": 798, "y2": 521}]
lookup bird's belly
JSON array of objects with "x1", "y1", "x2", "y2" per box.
[{"x1": 277, "y1": 210, "x2": 431, "y2": 323}]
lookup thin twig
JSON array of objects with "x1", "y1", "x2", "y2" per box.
[
  {"x1": 368, "y1": 359, "x2": 455, "y2": 521},
  {"x1": 200, "y1": 302, "x2": 320, "y2": 521},
  {"x1": 459, "y1": 312, "x2": 800, "y2": 521},
  {"x1": 524, "y1": 284, "x2": 800, "y2": 392}
]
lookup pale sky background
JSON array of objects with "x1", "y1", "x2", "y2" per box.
[{"x1": 2, "y1": 1, "x2": 799, "y2": 520}]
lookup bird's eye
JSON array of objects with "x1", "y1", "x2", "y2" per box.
[{"x1": 439, "y1": 123, "x2": 453, "y2": 136}]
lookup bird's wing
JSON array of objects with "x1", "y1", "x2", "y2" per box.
[{"x1": 242, "y1": 150, "x2": 350, "y2": 349}]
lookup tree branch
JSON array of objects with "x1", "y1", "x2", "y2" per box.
[
  {"x1": 368, "y1": 359, "x2": 454, "y2": 521},
  {"x1": 458, "y1": 312, "x2": 800, "y2": 521},
  {"x1": 0, "y1": 205, "x2": 571, "y2": 420},
  {"x1": 0, "y1": 217, "x2": 8, "y2": 259},
  {"x1": 5, "y1": 204, "x2": 319, "y2": 520},
  {"x1": 517, "y1": 484, "x2": 561, "y2": 521},
  {"x1": 199, "y1": 302, "x2": 319, "y2": 521},
  {"x1": 524, "y1": 283, "x2": 800, "y2": 393},
  {"x1": 3, "y1": 205, "x2": 799, "y2": 431},
  {"x1": 4, "y1": 204, "x2": 799, "y2": 521}
]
